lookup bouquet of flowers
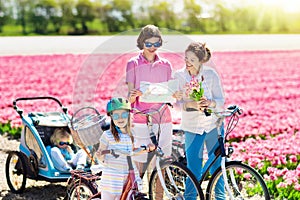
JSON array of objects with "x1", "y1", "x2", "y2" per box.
[{"x1": 185, "y1": 76, "x2": 212, "y2": 116}]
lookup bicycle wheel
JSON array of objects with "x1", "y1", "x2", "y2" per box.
[
  {"x1": 5, "y1": 151, "x2": 27, "y2": 194},
  {"x1": 149, "y1": 160, "x2": 204, "y2": 200},
  {"x1": 66, "y1": 180, "x2": 99, "y2": 200},
  {"x1": 206, "y1": 161, "x2": 270, "y2": 200}
]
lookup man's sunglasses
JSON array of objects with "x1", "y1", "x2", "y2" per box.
[
  {"x1": 59, "y1": 141, "x2": 71, "y2": 146},
  {"x1": 112, "y1": 111, "x2": 129, "y2": 120},
  {"x1": 144, "y1": 41, "x2": 161, "y2": 48}
]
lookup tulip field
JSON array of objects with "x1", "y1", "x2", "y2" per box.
[{"x1": 0, "y1": 50, "x2": 300, "y2": 199}]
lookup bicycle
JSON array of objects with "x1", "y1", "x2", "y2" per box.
[
  {"x1": 171, "y1": 129, "x2": 186, "y2": 165},
  {"x1": 66, "y1": 147, "x2": 149, "y2": 200},
  {"x1": 65, "y1": 103, "x2": 203, "y2": 200},
  {"x1": 132, "y1": 103, "x2": 203, "y2": 200},
  {"x1": 172, "y1": 105, "x2": 270, "y2": 200}
]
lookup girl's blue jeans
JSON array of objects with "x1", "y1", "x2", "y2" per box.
[{"x1": 184, "y1": 127, "x2": 225, "y2": 200}]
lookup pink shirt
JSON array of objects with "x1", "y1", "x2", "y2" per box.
[{"x1": 126, "y1": 52, "x2": 172, "y2": 124}]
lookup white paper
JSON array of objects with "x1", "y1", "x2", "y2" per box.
[{"x1": 139, "y1": 79, "x2": 179, "y2": 103}]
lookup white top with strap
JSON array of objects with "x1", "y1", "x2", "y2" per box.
[{"x1": 173, "y1": 66, "x2": 225, "y2": 134}]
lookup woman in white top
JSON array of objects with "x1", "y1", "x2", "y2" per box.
[{"x1": 173, "y1": 42, "x2": 225, "y2": 200}]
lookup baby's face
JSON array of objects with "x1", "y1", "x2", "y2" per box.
[{"x1": 57, "y1": 137, "x2": 71, "y2": 149}]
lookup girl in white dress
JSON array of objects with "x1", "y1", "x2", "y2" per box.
[{"x1": 97, "y1": 97, "x2": 154, "y2": 200}]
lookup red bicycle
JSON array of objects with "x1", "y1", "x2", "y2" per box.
[{"x1": 66, "y1": 147, "x2": 148, "y2": 200}]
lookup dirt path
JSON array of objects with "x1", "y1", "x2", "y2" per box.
[{"x1": 0, "y1": 134, "x2": 66, "y2": 200}]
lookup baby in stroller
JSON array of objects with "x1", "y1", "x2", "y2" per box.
[{"x1": 49, "y1": 128, "x2": 87, "y2": 172}]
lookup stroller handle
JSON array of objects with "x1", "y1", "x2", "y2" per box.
[{"x1": 13, "y1": 96, "x2": 68, "y2": 116}]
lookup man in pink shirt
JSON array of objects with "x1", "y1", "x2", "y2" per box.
[{"x1": 126, "y1": 25, "x2": 181, "y2": 176}]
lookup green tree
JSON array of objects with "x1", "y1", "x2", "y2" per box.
[
  {"x1": 0, "y1": 0, "x2": 9, "y2": 32},
  {"x1": 148, "y1": 1, "x2": 176, "y2": 29},
  {"x1": 14, "y1": 0, "x2": 31, "y2": 34},
  {"x1": 132, "y1": 2, "x2": 151, "y2": 28},
  {"x1": 28, "y1": 0, "x2": 59, "y2": 34},
  {"x1": 213, "y1": 3, "x2": 231, "y2": 33},
  {"x1": 46, "y1": 0, "x2": 63, "y2": 33},
  {"x1": 58, "y1": 0, "x2": 76, "y2": 33},
  {"x1": 257, "y1": 8, "x2": 272, "y2": 32},
  {"x1": 100, "y1": 0, "x2": 134, "y2": 33},
  {"x1": 75, "y1": 0, "x2": 95, "y2": 34},
  {"x1": 113, "y1": 0, "x2": 135, "y2": 29},
  {"x1": 183, "y1": 0, "x2": 202, "y2": 32},
  {"x1": 232, "y1": 6, "x2": 258, "y2": 33}
]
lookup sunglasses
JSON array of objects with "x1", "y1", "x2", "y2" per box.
[
  {"x1": 59, "y1": 141, "x2": 70, "y2": 146},
  {"x1": 111, "y1": 111, "x2": 129, "y2": 120},
  {"x1": 144, "y1": 41, "x2": 161, "y2": 48}
]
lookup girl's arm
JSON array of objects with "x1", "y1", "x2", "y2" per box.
[
  {"x1": 133, "y1": 143, "x2": 156, "y2": 154},
  {"x1": 96, "y1": 142, "x2": 108, "y2": 163},
  {"x1": 96, "y1": 132, "x2": 109, "y2": 162}
]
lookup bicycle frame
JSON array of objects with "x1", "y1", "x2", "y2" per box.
[
  {"x1": 133, "y1": 103, "x2": 185, "y2": 199},
  {"x1": 120, "y1": 156, "x2": 140, "y2": 200},
  {"x1": 67, "y1": 148, "x2": 146, "y2": 200},
  {"x1": 197, "y1": 105, "x2": 243, "y2": 200}
]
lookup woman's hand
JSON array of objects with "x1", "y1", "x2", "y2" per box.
[
  {"x1": 128, "y1": 89, "x2": 143, "y2": 103},
  {"x1": 197, "y1": 97, "x2": 215, "y2": 111},
  {"x1": 172, "y1": 90, "x2": 183, "y2": 101},
  {"x1": 184, "y1": 97, "x2": 215, "y2": 112},
  {"x1": 147, "y1": 143, "x2": 156, "y2": 152}
]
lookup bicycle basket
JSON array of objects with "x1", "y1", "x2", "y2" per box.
[{"x1": 70, "y1": 106, "x2": 106, "y2": 147}]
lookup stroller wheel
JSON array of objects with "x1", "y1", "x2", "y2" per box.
[{"x1": 5, "y1": 151, "x2": 27, "y2": 193}]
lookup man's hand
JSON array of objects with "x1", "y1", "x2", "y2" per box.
[{"x1": 129, "y1": 89, "x2": 143, "y2": 103}]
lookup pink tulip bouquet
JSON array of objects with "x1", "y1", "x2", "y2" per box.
[{"x1": 185, "y1": 75, "x2": 212, "y2": 116}]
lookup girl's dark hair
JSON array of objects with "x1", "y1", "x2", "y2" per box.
[
  {"x1": 110, "y1": 113, "x2": 134, "y2": 143},
  {"x1": 137, "y1": 24, "x2": 162, "y2": 50},
  {"x1": 185, "y1": 42, "x2": 211, "y2": 63}
]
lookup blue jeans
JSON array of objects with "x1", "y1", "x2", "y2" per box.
[{"x1": 184, "y1": 127, "x2": 225, "y2": 200}]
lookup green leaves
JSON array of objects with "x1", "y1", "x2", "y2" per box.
[
  {"x1": 0, "y1": 121, "x2": 21, "y2": 138},
  {"x1": 189, "y1": 81, "x2": 204, "y2": 101}
]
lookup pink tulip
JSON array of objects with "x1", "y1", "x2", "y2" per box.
[
  {"x1": 0, "y1": 51, "x2": 300, "y2": 196},
  {"x1": 277, "y1": 182, "x2": 287, "y2": 188},
  {"x1": 294, "y1": 183, "x2": 300, "y2": 191}
]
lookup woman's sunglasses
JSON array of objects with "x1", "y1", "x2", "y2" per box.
[
  {"x1": 111, "y1": 111, "x2": 129, "y2": 120},
  {"x1": 144, "y1": 41, "x2": 161, "y2": 48},
  {"x1": 59, "y1": 141, "x2": 70, "y2": 146}
]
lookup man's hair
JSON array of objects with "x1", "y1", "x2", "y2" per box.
[{"x1": 137, "y1": 24, "x2": 162, "y2": 50}]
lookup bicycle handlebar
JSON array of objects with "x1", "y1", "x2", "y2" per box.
[
  {"x1": 214, "y1": 105, "x2": 242, "y2": 118},
  {"x1": 131, "y1": 103, "x2": 171, "y2": 116},
  {"x1": 214, "y1": 105, "x2": 243, "y2": 141},
  {"x1": 100, "y1": 146, "x2": 148, "y2": 158}
]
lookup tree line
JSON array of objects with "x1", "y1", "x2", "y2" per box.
[{"x1": 0, "y1": 0, "x2": 299, "y2": 35}]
